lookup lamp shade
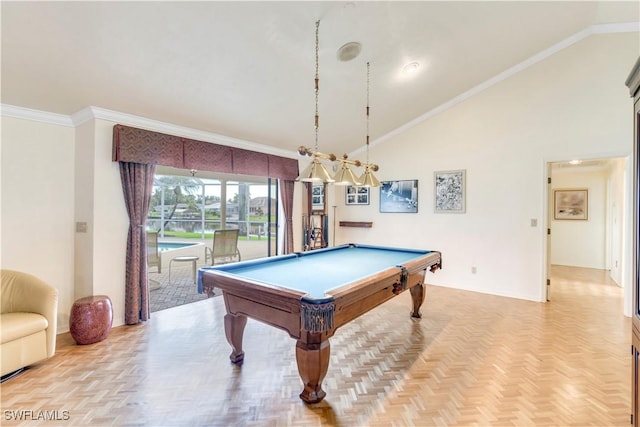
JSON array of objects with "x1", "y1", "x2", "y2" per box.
[
  {"x1": 333, "y1": 163, "x2": 361, "y2": 186},
  {"x1": 299, "y1": 157, "x2": 334, "y2": 183},
  {"x1": 358, "y1": 167, "x2": 381, "y2": 187}
]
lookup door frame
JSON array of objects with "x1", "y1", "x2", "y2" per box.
[{"x1": 543, "y1": 154, "x2": 633, "y2": 315}]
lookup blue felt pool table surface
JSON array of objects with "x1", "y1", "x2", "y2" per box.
[{"x1": 198, "y1": 244, "x2": 435, "y2": 300}]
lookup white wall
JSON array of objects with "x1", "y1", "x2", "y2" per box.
[
  {"x1": 74, "y1": 120, "x2": 95, "y2": 300},
  {"x1": 335, "y1": 32, "x2": 637, "y2": 303},
  {"x1": 91, "y1": 120, "x2": 129, "y2": 325},
  {"x1": 1, "y1": 117, "x2": 76, "y2": 331},
  {"x1": 608, "y1": 158, "x2": 628, "y2": 286},
  {"x1": 73, "y1": 119, "x2": 129, "y2": 327},
  {"x1": 550, "y1": 167, "x2": 607, "y2": 269}
]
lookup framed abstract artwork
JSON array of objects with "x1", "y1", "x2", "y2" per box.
[
  {"x1": 379, "y1": 180, "x2": 418, "y2": 213},
  {"x1": 554, "y1": 189, "x2": 588, "y2": 220},
  {"x1": 434, "y1": 170, "x2": 466, "y2": 213},
  {"x1": 345, "y1": 186, "x2": 370, "y2": 205}
]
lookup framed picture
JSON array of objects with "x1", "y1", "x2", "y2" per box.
[
  {"x1": 554, "y1": 189, "x2": 588, "y2": 220},
  {"x1": 345, "y1": 186, "x2": 370, "y2": 205},
  {"x1": 434, "y1": 170, "x2": 466, "y2": 213},
  {"x1": 311, "y1": 183, "x2": 325, "y2": 213},
  {"x1": 380, "y1": 180, "x2": 418, "y2": 213}
]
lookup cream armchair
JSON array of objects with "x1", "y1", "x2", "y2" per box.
[{"x1": 1, "y1": 270, "x2": 58, "y2": 378}]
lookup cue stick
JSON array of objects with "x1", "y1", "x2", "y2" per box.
[{"x1": 332, "y1": 205, "x2": 336, "y2": 247}]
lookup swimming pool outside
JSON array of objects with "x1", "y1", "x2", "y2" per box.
[
  {"x1": 149, "y1": 238, "x2": 270, "y2": 312},
  {"x1": 158, "y1": 241, "x2": 201, "y2": 251},
  {"x1": 158, "y1": 241, "x2": 206, "y2": 268},
  {"x1": 154, "y1": 238, "x2": 268, "y2": 275}
]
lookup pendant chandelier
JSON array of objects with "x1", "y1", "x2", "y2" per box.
[
  {"x1": 298, "y1": 20, "x2": 335, "y2": 183},
  {"x1": 297, "y1": 21, "x2": 380, "y2": 187}
]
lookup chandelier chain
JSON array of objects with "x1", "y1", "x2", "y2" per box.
[
  {"x1": 314, "y1": 20, "x2": 320, "y2": 152},
  {"x1": 366, "y1": 61, "x2": 370, "y2": 165},
  {"x1": 296, "y1": 20, "x2": 379, "y2": 186}
]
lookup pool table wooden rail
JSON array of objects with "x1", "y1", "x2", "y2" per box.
[
  {"x1": 328, "y1": 250, "x2": 441, "y2": 328},
  {"x1": 204, "y1": 250, "x2": 440, "y2": 339},
  {"x1": 212, "y1": 272, "x2": 306, "y2": 339}
]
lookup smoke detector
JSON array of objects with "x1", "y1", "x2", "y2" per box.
[{"x1": 337, "y1": 42, "x2": 362, "y2": 62}]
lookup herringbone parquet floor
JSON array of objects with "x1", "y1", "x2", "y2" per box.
[{"x1": 0, "y1": 265, "x2": 630, "y2": 426}]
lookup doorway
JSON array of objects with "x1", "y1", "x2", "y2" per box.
[{"x1": 545, "y1": 156, "x2": 630, "y2": 314}]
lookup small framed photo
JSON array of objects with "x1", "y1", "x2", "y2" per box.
[
  {"x1": 345, "y1": 186, "x2": 370, "y2": 205},
  {"x1": 435, "y1": 170, "x2": 466, "y2": 213},
  {"x1": 380, "y1": 180, "x2": 418, "y2": 213},
  {"x1": 554, "y1": 188, "x2": 588, "y2": 220},
  {"x1": 311, "y1": 184, "x2": 325, "y2": 212}
]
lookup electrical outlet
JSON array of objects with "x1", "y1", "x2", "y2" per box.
[
  {"x1": 471, "y1": 266, "x2": 477, "y2": 274},
  {"x1": 76, "y1": 222, "x2": 88, "y2": 233}
]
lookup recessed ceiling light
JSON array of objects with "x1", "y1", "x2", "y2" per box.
[
  {"x1": 337, "y1": 42, "x2": 361, "y2": 62},
  {"x1": 402, "y1": 62, "x2": 420, "y2": 74}
]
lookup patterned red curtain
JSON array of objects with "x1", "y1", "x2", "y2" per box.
[
  {"x1": 119, "y1": 162, "x2": 156, "y2": 324},
  {"x1": 113, "y1": 124, "x2": 300, "y2": 311},
  {"x1": 280, "y1": 180, "x2": 295, "y2": 254},
  {"x1": 232, "y1": 148, "x2": 269, "y2": 176},
  {"x1": 112, "y1": 125, "x2": 183, "y2": 168},
  {"x1": 113, "y1": 124, "x2": 299, "y2": 180},
  {"x1": 183, "y1": 138, "x2": 233, "y2": 173}
]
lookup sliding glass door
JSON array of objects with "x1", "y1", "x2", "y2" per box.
[{"x1": 147, "y1": 168, "x2": 279, "y2": 262}]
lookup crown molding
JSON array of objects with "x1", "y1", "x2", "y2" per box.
[
  {"x1": 0, "y1": 104, "x2": 74, "y2": 127},
  {"x1": 69, "y1": 106, "x2": 95, "y2": 126},
  {"x1": 88, "y1": 106, "x2": 298, "y2": 159},
  {"x1": 3, "y1": 104, "x2": 299, "y2": 160},
  {"x1": 358, "y1": 21, "x2": 640, "y2": 155},
  {"x1": 592, "y1": 21, "x2": 640, "y2": 34}
]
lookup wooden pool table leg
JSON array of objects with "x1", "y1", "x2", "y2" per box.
[
  {"x1": 409, "y1": 282, "x2": 426, "y2": 318},
  {"x1": 224, "y1": 313, "x2": 247, "y2": 364},
  {"x1": 295, "y1": 334, "x2": 330, "y2": 404}
]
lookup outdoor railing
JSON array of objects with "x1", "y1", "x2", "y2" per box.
[{"x1": 146, "y1": 218, "x2": 273, "y2": 240}]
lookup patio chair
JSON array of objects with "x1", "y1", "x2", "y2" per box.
[
  {"x1": 205, "y1": 229, "x2": 241, "y2": 266},
  {"x1": 147, "y1": 230, "x2": 161, "y2": 273}
]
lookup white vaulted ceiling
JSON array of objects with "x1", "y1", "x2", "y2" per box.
[{"x1": 1, "y1": 1, "x2": 638, "y2": 158}]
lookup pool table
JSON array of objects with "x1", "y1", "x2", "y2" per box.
[{"x1": 197, "y1": 243, "x2": 441, "y2": 403}]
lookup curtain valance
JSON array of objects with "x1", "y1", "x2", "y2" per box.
[{"x1": 112, "y1": 124, "x2": 299, "y2": 180}]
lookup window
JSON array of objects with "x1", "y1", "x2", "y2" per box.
[{"x1": 148, "y1": 167, "x2": 279, "y2": 260}]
